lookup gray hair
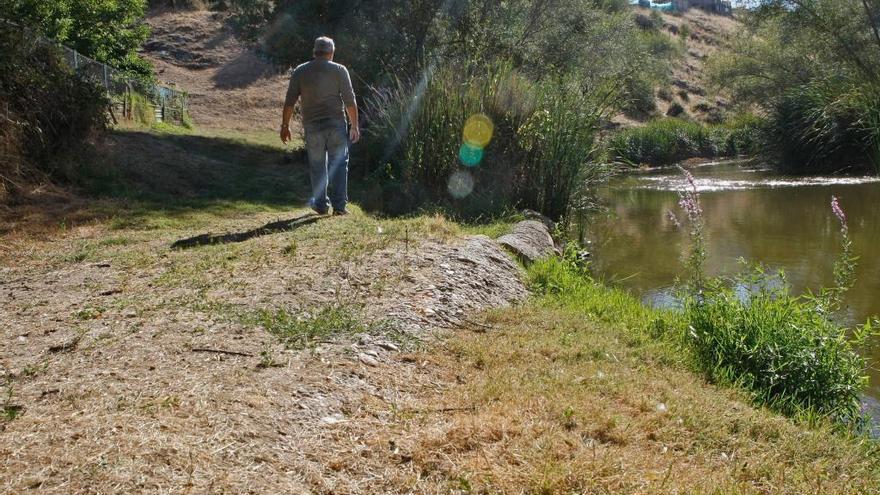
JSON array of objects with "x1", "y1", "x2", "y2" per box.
[{"x1": 313, "y1": 36, "x2": 335, "y2": 56}]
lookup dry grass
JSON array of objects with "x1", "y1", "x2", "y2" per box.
[{"x1": 332, "y1": 304, "x2": 880, "y2": 494}]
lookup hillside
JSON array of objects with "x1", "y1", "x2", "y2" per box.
[
  {"x1": 141, "y1": 9, "x2": 290, "y2": 132},
  {"x1": 626, "y1": 7, "x2": 739, "y2": 125}
]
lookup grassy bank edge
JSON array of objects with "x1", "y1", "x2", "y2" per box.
[{"x1": 393, "y1": 255, "x2": 880, "y2": 492}]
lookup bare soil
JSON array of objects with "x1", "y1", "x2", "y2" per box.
[{"x1": 0, "y1": 210, "x2": 527, "y2": 493}]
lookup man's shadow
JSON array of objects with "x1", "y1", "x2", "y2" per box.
[{"x1": 171, "y1": 213, "x2": 325, "y2": 249}]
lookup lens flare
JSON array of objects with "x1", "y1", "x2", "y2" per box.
[
  {"x1": 458, "y1": 143, "x2": 484, "y2": 167},
  {"x1": 447, "y1": 170, "x2": 475, "y2": 199},
  {"x1": 463, "y1": 114, "x2": 493, "y2": 148}
]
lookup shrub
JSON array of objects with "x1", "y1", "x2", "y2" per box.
[
  {"x1": 672, "y1": 171, "x2": 876, "y2": 423},
  {"x1": 767, "y1": 82, "x2": 880, "y2": 174},
  {"x1": 606, "y1": 116, "x2": 763, "y2": 166},
  {"x1": 0, "y1": 25, "x2": 109, "y2": 196},
  {"x1": 685, "y1": 273, "x2": 871, "y2": 420}
]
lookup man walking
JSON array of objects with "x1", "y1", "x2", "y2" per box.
[{"x1": 281, "y1": 36, "x2": 359, "y2": 216}]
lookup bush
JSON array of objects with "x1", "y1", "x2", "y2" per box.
[
  {"x1": 2, "y1": 0, "x2": 153, "y2": 78},
  {"x1": 356, "y1": 63, "x2": 607, "y2": 220},
  {"x1": 767, "y1": 82, "x2": 880, "y2": 174},
  {"x1": 672, "y1": 171, "x2": 876, "y2": 424},
  {"x1": 0, "y1": 24, "x2": 109, "y2": 197},
  {"x1": 685, "y1": 274, "x2": 871, "y2": 420},
  {"x1": 606, "y1": 116, "x2": 763, "y2": 166}
]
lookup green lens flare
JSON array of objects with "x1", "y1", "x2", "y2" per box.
[{"x1": 459, "y1": 143, "x2": 484, "y2": 167}]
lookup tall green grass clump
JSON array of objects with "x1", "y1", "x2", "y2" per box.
[
  {"x1": 672, "y1": 170, "x2": 877, "y2": 423},
  {"x1": 606, "y1": 117, "x2": 762, "y2": 167},
  {"x1": 357, "y1": 63, "x2": 609, "y2": 220},
  {"x1": 767, "y1": 82, "x2": 880, "y2": 174}
]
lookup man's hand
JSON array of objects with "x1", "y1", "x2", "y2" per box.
[
  {"x1": 349, "y1": 126, "x2": 360, "y2": 144},
  {"x1": 280, "y1": 125, "x2": 292, "y2": 144}
]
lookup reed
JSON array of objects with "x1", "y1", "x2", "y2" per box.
[
  {"x1": 606, "y1": 116, "x2": 762, "y2": 167},
  {"x1": 358, "y1": 62, "x2": 609, "y2": 220}
]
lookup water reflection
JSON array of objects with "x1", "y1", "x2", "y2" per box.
[{"x1": 587, "y1": 163, "x2": 880, "y2": 399}]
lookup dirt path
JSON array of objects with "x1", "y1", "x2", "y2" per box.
[{"x1": 0, "y1": 209, "x2": 526, "y2": 493}]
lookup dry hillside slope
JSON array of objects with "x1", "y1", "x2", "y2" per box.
[
  {"x1": 627, "y1": 7, "x2": 740, "y2": 125},
  {"x1": 142, "y1": 9, "x2": 290, "y2": 132}
]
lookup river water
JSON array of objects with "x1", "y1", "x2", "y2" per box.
[{"x1": 584, "y1": 162, "x2": 880, "y2": 402}]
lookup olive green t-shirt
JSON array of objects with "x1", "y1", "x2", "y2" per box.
[{"x1": 284, "y1": 59, "x2": 356, "y2": 127}]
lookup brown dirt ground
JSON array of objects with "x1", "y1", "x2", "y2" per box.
[{"x1": 0, "y1": 209, "x2": 527, "y2": 493}]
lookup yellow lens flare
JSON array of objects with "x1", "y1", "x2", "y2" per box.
[{"x1": 462, "y1": 113, "x2": 494, "y2": 148}]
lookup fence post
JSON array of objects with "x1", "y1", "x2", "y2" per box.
[
  {"x1": 73, "y1": 50, "x2": 78, "y2": 69},
  {"x1": 103, "y1": 65, "x2": 108, "y2": 89}
]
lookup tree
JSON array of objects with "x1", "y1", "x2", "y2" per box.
[{"x1": 0, "y1": 0, "x2": 152, "y2": 77}]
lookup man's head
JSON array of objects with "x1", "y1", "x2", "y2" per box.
[{"x1": 313, "y1": 36, "x2": 335, "y2": 60}]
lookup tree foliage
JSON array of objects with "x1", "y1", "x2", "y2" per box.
[
  {"x1": 708, "y1": 0, "x2": 880, "y2": 172},
  {"x1": 0, "y1": 0, "x2": 152, "y2": 77},
  {"x1": 0, "y1": 24, "x2": 109, "y2": 198}
]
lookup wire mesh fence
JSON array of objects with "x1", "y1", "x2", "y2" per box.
[
  {"x1": 3, "y1": 19, "x2": 189, "y2": 126},
  {"x1": 56, "y1": 43, "x2": 190, "y2": 126}
]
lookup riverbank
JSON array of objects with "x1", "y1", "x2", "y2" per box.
[
  {"x1": 357, "y1": 258, "x2": 880, "y2": 492},
  {"x1": 2, "y1": 128, "x2": 879, "y2": 492}
]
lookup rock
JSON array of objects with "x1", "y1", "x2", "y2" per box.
[
  {"x1": 321, "y1": 413, "x2": 346, "y2": 425},
  {"x1": 376, "y1": 341, "x2": 399, "y2": 352},
  {"x1": 521, "y1": 209, "x2": 555, "y2": 231},
  {"x1": 358, "y1": 353, "x2": 379, "y2": 367},
  {"x1": 497, "y1": 220, "x2": 557, "y2": 264}
]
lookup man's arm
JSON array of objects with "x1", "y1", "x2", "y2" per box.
[
  {"x1": 281, "y1": 69, "x2": 300, "y2": 144},
  {"x1": 339, "y1": 66, "x2": 359, "y2": 143},
  {"x1": 346, "y1": 104, "x2": 360, "y2": 143},
  {"x1": 281, "y1": 96, "x2": 297, "y2": 144}
]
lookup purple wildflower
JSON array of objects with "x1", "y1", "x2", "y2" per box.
[
  {"x1": 677, "y1": 166, "x2": 703, "y2": 223},
  {"x1": 667, "y1": 210, "x2": 682, "y2": 229},
  {"x1": 831, "y1": 195, "x2": 847, "y2": 234}
]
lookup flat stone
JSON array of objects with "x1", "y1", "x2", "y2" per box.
[{"x1": 496, "y1": 220, "x2": 557, "y2": 263}]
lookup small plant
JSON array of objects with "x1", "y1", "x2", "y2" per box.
[
  {"x1": 673, "y1": 175, "x2": 876, "y2": 423},
  {"x1": 282, "y1": 241, "x2": 297, "y2": 257},
  {"x1": 2, "y1": 380, "x2": 23, "y2": 422},
  {"x1": 74, "y1": 306, "x2": 103, "y2": 321},
  {"x1": 560, "y1": 405, "x2": 577, "y2": 430},
  {"x1": 254, "y1": 305, "x2": 384, "y2": 350},
  {"x1": 257, "y1": 347, "x2": 282, "y2": 369}
]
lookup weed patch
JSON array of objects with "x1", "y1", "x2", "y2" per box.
[{"x1": 250, "y1": 305, "x2": 399, "y2": 350}]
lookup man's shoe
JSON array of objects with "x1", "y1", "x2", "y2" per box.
[
  {"x1": 311, "y1": 205, "x2": 329, "y2": 215},
  {"x1": 332, "y1": 209, "x2": 349, "y2": 216}
]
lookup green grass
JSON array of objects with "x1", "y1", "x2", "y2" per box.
[
  {"x1": 685, "y1": 274, "x2": 873, "y2": 423},
  {"x1": 530, "y1": 254, "x2": 874, "y2": 426},
  {"x1": 607, "y1": 116, "x2": 762, "y2": 167},
  {"x1": 389, "y1": 257, "x2": 880, "y2": 493},
  {"x1": 250, "y1": 305, "x2": 398, "y2": 350}
]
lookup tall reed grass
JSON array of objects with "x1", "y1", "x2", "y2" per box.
[
  {"x1": 768, "y1": 82, "x2": 880, "y2": 174},
  {"x1": 606, "y1": 116, "x2": 762, "y2": 167},
  {"x1": 357, "y1": 63, "x2": 610, "y2": 220}
]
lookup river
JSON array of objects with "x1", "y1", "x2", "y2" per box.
[{"x1": 584, "y1": 161, "x2": 880, "y2": 405}]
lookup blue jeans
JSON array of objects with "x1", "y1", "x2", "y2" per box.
[{"x1": 304, "y1": 121, "x2": 349, "y2": 212}]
